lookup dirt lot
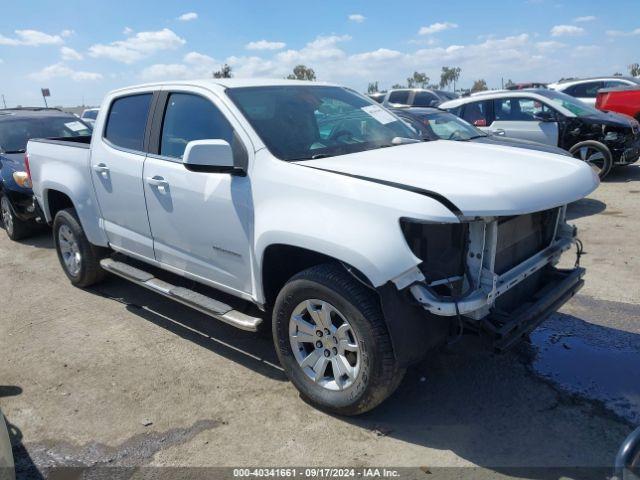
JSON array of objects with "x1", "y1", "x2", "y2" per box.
[{"x1": 1, "y1": 165, "x2": 639, "y2": 479}]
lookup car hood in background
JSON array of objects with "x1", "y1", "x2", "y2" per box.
[
  {"x1": 297, "y1": 141, "x2": 599, "y2": 217},
  {"x1": 470, "y1": 135, "x2": 571, "y2": 156}
]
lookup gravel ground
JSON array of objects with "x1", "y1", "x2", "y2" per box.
[{"x1": 1, "y1": 165, "x2": 639, "y2": 480}]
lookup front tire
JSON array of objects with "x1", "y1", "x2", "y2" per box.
[
  {"x1": 53, "y1": 208, "x2": 107, "y2": 287},
  {"x1": 569, "y1": 141, "x2": 613, "y2": 180},
  {"x1": 1, "y1": 193, "x2": 34, "y2": 241},
  {"x1": 273, "y1": 264, "x2": 404, "y2": 415}
]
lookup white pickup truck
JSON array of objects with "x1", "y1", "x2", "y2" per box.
[{"x1": 27, "y1": 79, "x2": 598, "y2": 415}]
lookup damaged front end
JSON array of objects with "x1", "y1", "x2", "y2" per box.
[{"x1": 384, "y1": 206, "x2": 585, "y2": 362}]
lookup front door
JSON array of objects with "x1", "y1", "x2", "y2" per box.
[
  {"x1": 489, "y1": 97, "x2": 559, "y2": 146},
  {"x1": 91, "y1": 92, "x2": 155, "y2": 259},
  {"x1": 142, "y1": 90, "x2": 254, "y2": 296}
]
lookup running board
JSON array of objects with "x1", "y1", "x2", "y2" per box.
[{"x1": 99, "y1": 258, "x2": 262, "y2": 332}]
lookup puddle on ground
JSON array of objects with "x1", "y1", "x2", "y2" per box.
[{"x1": 530, "y1": 314, "x2": 640, "y2": 424}]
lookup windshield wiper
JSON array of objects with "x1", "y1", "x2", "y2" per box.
[
  {"x1": 2, "y1": 149, "x2": 26, "y2": 154},
  {"x1": 290, "y1": 153, "x2": 334, "y2": 161}
]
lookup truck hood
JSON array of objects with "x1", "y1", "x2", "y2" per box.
[{"x1": 296, "y1": 141, "x2": 599, "y2": 217}]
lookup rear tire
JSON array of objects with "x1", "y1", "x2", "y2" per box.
[
  {"x1": 273, "y1": 263, "x2": 404, "y2": 415},
  {"x1": 53, "y1": 208, "x2": 107, "y2": 287},
  {"x1": 569, "y1": 141, "x2": 613, "y2": 180},
  {"x1": 1, "y1": 193, "x2": 34, "y2": 241}
]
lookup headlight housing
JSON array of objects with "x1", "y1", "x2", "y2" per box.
[{"x1": 400, "y1": 219, "x2": 468, "y2": 296}]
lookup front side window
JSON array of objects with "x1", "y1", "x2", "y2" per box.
[
  {"x1": 462, "y1": 101, "x2": 490, "y2": 126},
  {"x1": 0, "y1": 116, "x2": 91, "y2": 153},
  {"x1": 412, "y1": 91, "x2": 440, "y2": 107},
  {"x1": 387, "y1": 90, "x2": 410, "y2": 105},
  {"x1": 82, "y1": 110, "x2": 98, "y2": 120},
  {"x1": 567, "y1": 82, "x2": 604, "y2": 98},
  {"x1": 160, "y1": 93, "x2": 234, "y2": 159},
  {"x1": 493, "y1": 98, "x2": 554, "y2": 121},
  {"x1": 227, "y1": 86, "x2": 417, "y2": 161},
  {"x1": 104, "y1": 94, "x2": 152, "y2": 151},
  {"x1": 538, "y1": 90, "x2": 601, "y2": 117}
]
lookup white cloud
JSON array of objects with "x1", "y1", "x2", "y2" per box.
[
  {"x1": 61, "y1": 29, "x2": 74, "y2": 38},
  {"x1": 123, "y1": 27, "x2": 133, "y2": 35},
  {"x1": 535, "y1": 40, "x2": 566, "y2": 50},
  {"x1": 606, "y1": 28, "x2": 640, "y2": 37},
  {"x1": 348, "y1": 14, "x2": 366, "y2": 23},
  {"x1": 88, "y1": 28, "x2": 186, "y2": 63},
  {"x1": 0, "y1": 29, "x2": 64, "y2": 46},
  {"x1": 573, "y1": 15, "x2": 596, "y2": 23},
  {"x1": 550, "y1": 25, "x2": 584, "y2": 37},
  {"x1": 60, "y1": 46, "x2": 83, "y2": 61},
  {"x1": 418, "y1": 22, "x2": 458, "y2": 35},
  {"x1": 140, "y1": 51, "x2": 218, "y2": 80},
  {"x1": 28, "y1": 63, "x2": 102, "y2": 81},
  {"x1": 245, "y1": 40, "x2": 286, "y2": 50},
  {"x1": 178, "y1": 12, "x2": 198, "y2": 22}
]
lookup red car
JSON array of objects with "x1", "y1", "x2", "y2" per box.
[{"x1": 596, "y1": 86, "x2": 640, "y2": 121}]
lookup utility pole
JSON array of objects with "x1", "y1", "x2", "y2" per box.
[{"x1": 1, "y1": 95, "x2": 6, "y2": 109}]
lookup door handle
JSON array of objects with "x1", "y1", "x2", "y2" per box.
[
  {"x1": 93, "y1": 163, "x2": 110, "y2": 177},
  {"x1": 492, "y1": 129, "x2": 506, "y2": 136},
  {"x1": 147, "y1": 176, "x2": 169, "y2": 193}
]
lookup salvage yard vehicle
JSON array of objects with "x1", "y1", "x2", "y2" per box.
[
  {"x1": 440, "y1": 89, "x2": 640, "y2": 179},
  {"x1": 0, "y1": 108, "x2": 92, "y2": 240},
  {"x1": 596, "y1": 86, "x2": 640, "y2": 122},
  {"x1": 392, "y1": 106, "x2": 571, "y2": 156},
  {"x1": 380, "y1": 88, "x2": 444, "y2": 108},
  {"x1": 548, "y1": 77, "x2": 640, "y2": 106},
  {"x1": 27, "y1": 79, "x2": 598, "y2": 415}
]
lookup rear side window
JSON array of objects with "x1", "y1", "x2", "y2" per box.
[
  {"x1": 104, "y1": 94, "x2": 152, "y2": 151},
  {"x1": 388, "y1": 90, "x2": 410, "y2": 105},
  {"x1": 160, "y1": 93, "x2": 234, "y2": 159},
  {"x1": 566, "y1": 82, "x2": 603, "y2": 98}
]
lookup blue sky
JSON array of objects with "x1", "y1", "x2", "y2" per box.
[{"x1": 1, "y1": 0, "x2": 639, "y2": 107}]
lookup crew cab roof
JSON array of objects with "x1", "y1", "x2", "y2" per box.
[{"x1": 108, "y1": 78, "x2": 341, "y2": 96}]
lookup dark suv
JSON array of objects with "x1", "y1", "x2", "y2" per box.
[{"x1": 0, "y1": 108, "x2": 91, "y2": 239}]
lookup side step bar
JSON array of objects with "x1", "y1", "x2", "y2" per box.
[{"x1": 100, "y1": 258, "x2": 263, "y2": 332}]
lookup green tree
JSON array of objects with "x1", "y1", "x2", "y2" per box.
[
  {"x1": 391, "y1": 83, "x2": 404, "y2": 89},
  {"x1": 407, "y1": 71, "x2": 429, "y2": 89},
  {"x1": 613, "y1": 72, "x2": 623, "y2": 77},
  {"x1": 439, "y1": 66, "x2": 462, "y2": 91},
  {"x1": 629, "y1": 63, "x2": 640, "y2": 77},
  {"x1": 213, "y1": 64, "x2": 232, "y2": 78},
  {"x1": 287, "y1": 64, "x2": 316, "y2": 81},
  {"x1": 367, "y1": 81, "x2": 379, "y2": 93},
  {"x1": 504, "y1": 79, "x2": 515, "y2": 89},
  {"x1": 471, "y1": 79, "x2": 488, "y2": 93}
]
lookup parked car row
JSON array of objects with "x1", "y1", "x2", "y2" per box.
[
  {"x1": 0, "y1": 108, "x2": 92, "y2": 239},
  {"x1": 368, "y1": 88, "x2": 459, "y2": 108},
  {"x1": 548, "y1": 76, "x2": 640, "y2": 107},
  {"x1": 0, "y1": 78, "x2": 599, "y2": 415},
  {"x1": 439, "y1": 88, "x2": 640, "y2": 179}
]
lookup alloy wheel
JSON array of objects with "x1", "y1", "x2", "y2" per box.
[
  {"x1": 0, "y1": 197, "x2": 14, "y2": 237},
  {"x1": 575, "y1": 146, "x2": 607, "y2": 176},
  {"x1": 58, "y1": 224, "x2": 82, "y2": 277},
  {"x1": 289, "y1": 299, "x2": 360, "y2": 391}
]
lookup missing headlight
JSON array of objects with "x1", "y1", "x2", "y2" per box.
[{"x1": 400, "y1": 219, "x2": 468, "y2": 296}]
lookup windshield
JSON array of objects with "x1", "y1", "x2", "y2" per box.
[
  {"x1": 0, "y1": 116, "x2": 91, "y2": 153},
  {"x1": 537, "y1": 90, "x2": 602, "y2": 117},
  {"x1": 418, "y1": 111, "x2": 486, "y2": 140},
  {"x1": 227, "y1": 86, "x2": 419, "y2": 161}
]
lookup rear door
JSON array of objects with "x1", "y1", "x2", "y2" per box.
[
  {"x1": 90, "y1": 92, "x2": 156, "y2": 258},
  {"x1": 142, "y1": 87, "x2": 254, "y2": 296},
  {"x1": 488, "y1": 97, "x2": 558, "y2": 146}
]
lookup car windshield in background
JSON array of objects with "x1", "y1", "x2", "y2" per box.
[
  {"x1": 537, "y1": 90, "x2": 603, "y2": 117},
  {"x1": 420, "y1": 111, "x2": 486, "y2": 140},
  {"x1": 0, "y1": 116, "x2": 91, "y2": 153},
  {"x1": 83, "y1": 110, "x2": 98, "y2": 120},
  {"x1": 227, "y1": 86, "x2": 419, "y2": 161}
]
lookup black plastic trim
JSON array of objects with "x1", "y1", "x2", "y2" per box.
[{"x1": 297, "y1": 164, "x2": 463, "y2": 217}]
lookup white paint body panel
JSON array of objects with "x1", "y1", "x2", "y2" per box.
[{"x1": 28, "y1": 79, "x2": 599, "y2": 306}]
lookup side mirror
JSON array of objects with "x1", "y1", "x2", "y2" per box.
[
  {"x1": 473, "y1": 119, "x2": 487, "y2": 127},
  {"x1": 534, "y1": 111, "x2": 555, "y2": 122},
  {"x1": 183, "y1": 139, "x2": 243, "y2": 175}
]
